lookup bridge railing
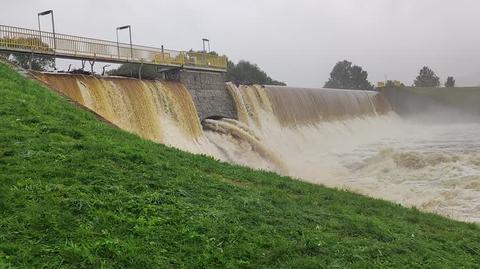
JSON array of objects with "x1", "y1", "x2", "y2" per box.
[{"x1": 0, "y1": 24, "x2": 228, "y2": 71}]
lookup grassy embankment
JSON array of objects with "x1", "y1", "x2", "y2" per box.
[
  {"x1": 0, "y1": 62, "x2": 479, "y2": 268},
  {"x1": 406, "y1": 86, "x2": 480, "y2": 115}
]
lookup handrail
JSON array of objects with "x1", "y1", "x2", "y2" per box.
[{"x1": 0, "y1": 24, "x2": 228, "y2": 71}]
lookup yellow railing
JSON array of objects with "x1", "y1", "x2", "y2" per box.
[{"x1": 0, "y1": 24, "x2": 228, "y2": 71}]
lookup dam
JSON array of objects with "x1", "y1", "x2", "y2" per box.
[{"x1": 32, "y1": 72, "x2": 480, "y2": 223}]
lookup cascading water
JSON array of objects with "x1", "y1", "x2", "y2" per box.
[
  {"x1": 34, "y1": 73, "x2": 217, "y2": 154},
  {"x1": 218, "y1": 83, "x2": 399, "y2": 180},
  {"x1": 220, "y1": 83, "x2": 480, "y2": 222},
  {"x1": 203, "y1": 118, "x2": 288, "y2": 173},
  {"x1": 34, "y1": 73, "x2": 480, "y2": 223}
]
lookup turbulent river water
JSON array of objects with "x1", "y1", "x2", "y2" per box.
[
  {"x1": 340, "y1": 121, "x2": 480, "y2": 223},
  {"x1": 35, "y1": 73, "x2": 480, "y2": 223}
]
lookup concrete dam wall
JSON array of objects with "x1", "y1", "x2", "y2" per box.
[{"x1": 178, "y1": 70, "x2": 237, "y2": 121}]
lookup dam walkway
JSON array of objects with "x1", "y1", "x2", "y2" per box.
[{"x1": 0, "y1": 24, "x2": 227, "y2": 73}]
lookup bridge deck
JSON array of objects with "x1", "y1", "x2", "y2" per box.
[{"x1": 0, "y1": 24, "x2": 227, "y2": 72}]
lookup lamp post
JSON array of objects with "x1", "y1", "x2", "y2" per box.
[
  {"x1": 202, "y1": 38, "x2": 210, "y2": 53},
  {"x1": 202, "y1": 38, "x2": 210, "y2": 67},
  {"x1": 116, "y1": 25, "x2": 132, "y2": 60},
  {"x1": 37, "y1": 9, "x2": 56, "y2": 51}
]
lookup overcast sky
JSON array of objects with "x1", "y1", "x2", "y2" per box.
[{"x1": 2, "y1": 0, "x2": 480, "y2": 87}]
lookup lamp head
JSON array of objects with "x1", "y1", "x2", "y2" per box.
[
  {"x1": 38, "y1": 10, "x2": 53, "y2": 16},
  {"x1": 117, "y1": 25, "x2": 131, "y2": 30}
]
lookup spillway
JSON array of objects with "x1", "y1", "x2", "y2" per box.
[
  {"x1": 33, "y1": 73, "x2": 211, "y2": 153},
  {"x1": 225, "y1": 83, "x2": 391, "y2": 127},
  {"x1": 34, "y1": 73, "x2": 480, "y2": 223}
]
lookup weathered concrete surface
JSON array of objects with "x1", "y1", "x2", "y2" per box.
[{"x1": 166, "y1": 69, "x2": 237, "y2": 121}]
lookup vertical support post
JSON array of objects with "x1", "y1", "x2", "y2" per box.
[
  {"x1": 37, "y1": 15, "x2": 42, "y2": 43},
  {"x1": 28, "y1": 51, "x2": 33, "y2": 70},
  {"x1": 116, "y1": 29, "x2": 120, "y2": 58},
  {"x1": 116, "y1": 25, "x2": 132, "y2": 63},
  {"x1": 161, "y1": 45, "x2": 164, "y2": 62},
  {"x1": 89, "y1": 60, "x2": 95, "y2": 74},
  {"x1": 138, "y1": 62, "x2": 143, "y2": 80},
  {"x1": 128, "y1": 26, "x2": 133, "y2": 60},
  {"x1": 202, "y1": 38, "x2": 210, "y2": 67},
  {"x1": 38, "y1": 10, "x2": 57, "y2": 70},
  {"x1": 50, "y1": 10, "x2": 56, "y2": 51},
  {"x1": 51, "y1": 11, "x2": 56, "y2": 71}
]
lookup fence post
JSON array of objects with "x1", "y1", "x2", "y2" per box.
[{"x1": 161, "y1": 45, "x2": 164, "y2": 62}]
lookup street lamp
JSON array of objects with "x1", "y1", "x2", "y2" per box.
[
  {"x1": 202, "y1": 38, "x2": 210, "y2": 53},
  {"x1": 37, "y1": 9, "x2": 56, "y2": 51},
  {"x1": 116, "y1": 25, "x2": 132, "y2": 59}
]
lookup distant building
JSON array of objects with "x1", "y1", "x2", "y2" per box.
[{"x1": 377, "y1": 80, "x2": 403, "y2": 89}]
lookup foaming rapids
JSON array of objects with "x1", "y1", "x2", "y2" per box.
[
  {"x1": 34, "y1": 73, "x2": 480, "y2": 223},
  {"x1": 341, "y1": 124, "x2": 480, "y2": 223},
  {"x1": 203, "y1": 118, "x2": 287, "y2": 173}
]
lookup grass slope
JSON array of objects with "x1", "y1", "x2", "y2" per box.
[
  {"x1": 0, "y1": 62, "x2": 479, "y2": 268},
  {"x1": 406, "y1": 86, "x2": 480, "y2": 115}
]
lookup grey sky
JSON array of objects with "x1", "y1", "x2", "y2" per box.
[{"x1": 2, "y1": 0, "x2": 480, "y2": 87}]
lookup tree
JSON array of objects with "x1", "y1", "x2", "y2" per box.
[
  {"x1": 9, "y1": 53, "x2": 54, "y2": 71},
  {"x1": 445, "y1": 76, "x2": 455, "y2": 88},
  {"x1": 324, "y1": 60, "x2": 373, "y2": 90},
  {"x1": 0, "y1": 37, "x2": 55, "y2": 71},
  {"x1": 226, "y1": 60, "x2": 286, "y2": 86},
  {"x1": 414, "y1": 66, "x2": 440, "y2": 87},
  {"x1": 108, "y1": 63, "x2": 159, "y2": 79}
]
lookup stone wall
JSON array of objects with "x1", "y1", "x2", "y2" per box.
[{"x1": 167, "y1": 69, "x2": 237, "y2": 121}]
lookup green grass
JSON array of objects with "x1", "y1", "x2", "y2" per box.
[
  {"x1": 0, "y1": 62, "x2": 479, "y2": 268},
  {"x1": 405, "y1": 86, "x2": 480, "y2": 115}
]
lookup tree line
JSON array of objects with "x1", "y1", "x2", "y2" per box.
[
  {"x1": 226, "y1": 60, "x2": 285, "y2": 86},
  {"x1": 105, "y1": 59, "x2": 286, "y2": 85},
  {"x1": 324, "y1": 60, "x2": 456, "y2": 90}
]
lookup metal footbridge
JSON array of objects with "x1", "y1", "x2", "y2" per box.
[{"x1": 0, "y1": 24, "x2": 228, "y2": 72}]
